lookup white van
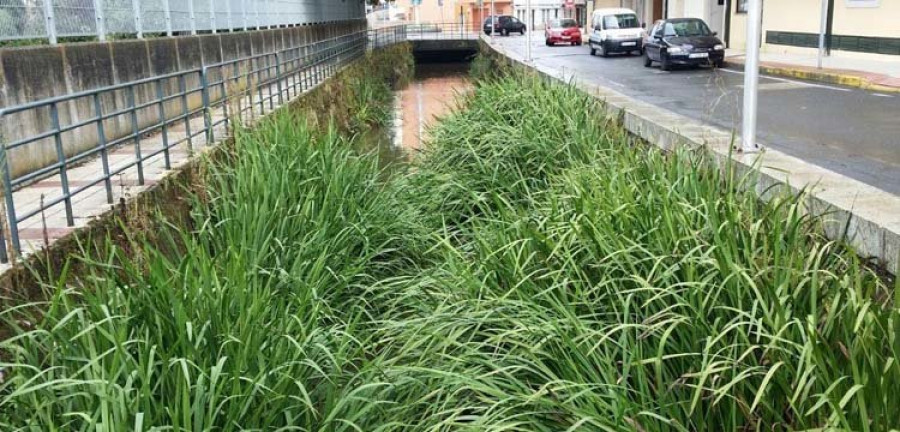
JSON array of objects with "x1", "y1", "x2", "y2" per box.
[{"x1": 587, "y1": 8, "x2": 645, "y2": 57}]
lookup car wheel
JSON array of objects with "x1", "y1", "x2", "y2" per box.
[
  {"x1": 660, "y1": 55, "x2": 672, "y2": 71},
  {"x1": 600, "y1": 43, "x2": 609, "y2": 58},
  {"x1": 589, "y1": 45, "x2": 597, "y2": 56},
  {"x1": 520, "y1": 28, "x2": 525, "y2": 35},
  {"x1": 714, "y1": 60, "x2": 725, "y2": 68},
  {"x1": 643, "y1": 52, "x2": 653, "y2": 68},
  {"x1": 577, "y1": 41, "x2": 583, "y2": 46}
]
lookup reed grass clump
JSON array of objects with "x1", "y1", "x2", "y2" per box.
[{"x1": 1, "y1": 63, "x2": 896, "y2": 431}]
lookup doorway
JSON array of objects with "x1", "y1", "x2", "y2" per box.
[{"x1": 653, "y1": 0, "x2": 663, "y2": 21}]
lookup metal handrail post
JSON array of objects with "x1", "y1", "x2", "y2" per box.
[
  {"x1": 127, "y1": 87, "x2": 145, "y2": 185},
  {"x1": 274, "y1": 52, "x2": 284, "y2": 105},
  {"x1": 200, "y1": 67, "x2": 214, "y2": 144},
  {"x1": 178, "y1": 74, "x2": 194, "y2": 155},
  {"x1": 50, "y1": 103, "x2": 75, "y2": 225},
  {"x1": 0, "y1": 136, "x2": 19, "y2": 259},
  {"x1": 154, "y1": 80, "x2": 172, "y2": 168},
  {"x1": 92, "y1": 94, "x2": 114, "y2": 204}
]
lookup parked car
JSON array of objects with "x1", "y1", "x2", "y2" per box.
[
  {"x1": 483, "y1": 15, "x2": 527, "y2": 36},
  {"x1": 588, "y1": 8, "x2": 645, "y2": 57},
  {"x1": 545, "y1": 18, "x2": 582, "y2": 46},
  {"x1": 643, "y1": 18, "x2": 725, "y2": 70}
]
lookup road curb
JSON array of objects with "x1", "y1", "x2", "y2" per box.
[{"x1": 726, "y1": 57, "x2": 900, "y2": 93}]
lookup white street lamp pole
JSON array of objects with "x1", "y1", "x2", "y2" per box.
[
  {"x1": 817, "y1": 0, "x2": 828, "y2": 69},
  {"x1": 741, "y1": 0, "x2": 763, "y2": 153},
  {"x1": 491, "y1": 0, "x2": 495, "y2": 39},
  {"x1": 525, "y1": 0, "x2": 532, "y2": 62}
]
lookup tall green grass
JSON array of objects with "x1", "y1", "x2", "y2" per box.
[{"x1": 1, "y1": 64, "x2": 896, "y2": 431}]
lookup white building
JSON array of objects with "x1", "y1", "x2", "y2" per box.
[{"x1": 514, "y1": 0, "x2": 588, "y2": 30}]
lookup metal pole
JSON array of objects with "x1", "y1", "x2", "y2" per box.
[
  {"x1": 479, "y1": 0, "x2": 483, "y2": 37},
  {"x1": 491, "y1": 0, "x2": 495, "y2": 39},
  {"x1": 226, "y1": 0, "x2": 233, "y2": 31},
  {"x1": 209, "y1": 0, "x2": 216, "y2": 33},
  {"x1": 132, "y1": 0, "x2": 143, "y2": 38},
  {"x1": 188, "y1": 0, "x2": 196, "y2": 34},
  {"x1": 817, "y1": 0, "x2": 828, "y2": 69},
  {"x1": 93, "y1": 0, "x2": 106, "y2": 41},
  {"x1": 42, "y1": 0, "x2": 57, "y2": 44},
  {"x1": 242, "y1": 0, "x2": 247, "y2": 29},
  {"x1": 741, "y1": 0, "x2": 762, "y2": 153},
  {"x1": 164, "y1": 0, "x2": 172, "y2": 36},
  {"x1": 525, "y1": 0, "x2": 532, "y2": 61}
]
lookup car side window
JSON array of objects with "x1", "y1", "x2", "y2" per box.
[
  {"x1": 663, "y1": 23, "x2": 677, "y2": 37},
  {"x1": 650, "y1": 22, "x2": 662, "y2": 38}
]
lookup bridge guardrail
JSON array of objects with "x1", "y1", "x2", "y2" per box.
[{"x1": 0, "y1": 24, "x2": 409, "y2": 264}]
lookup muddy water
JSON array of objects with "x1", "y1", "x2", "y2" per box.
[{"x1": 392, "y1": 63, "x2": 472, "y2": 151}]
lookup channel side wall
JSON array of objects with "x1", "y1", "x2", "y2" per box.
[
  {"x1": 480, "y1": 39, "x2": 899, "y2": 276},
  {"x1": 0, "y1": 21, "x2": 366, "y2": 179}
]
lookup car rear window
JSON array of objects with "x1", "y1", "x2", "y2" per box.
[
  {"x1": 559, "y1": 19, "x2": 577, "y2": 28},
  {"x1": 603, "y1": 14, "x2": 639, "y2": 30}
]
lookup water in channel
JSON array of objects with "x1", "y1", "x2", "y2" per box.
[
  {"x1": 392, "y1": 63, "x2": 472, "y2": 153},
  {"x1": 358, "y1": 62, "x2": 470, "y2": 171}
]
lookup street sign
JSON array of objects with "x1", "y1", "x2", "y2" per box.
[{"x1": 565, "y1": 0, "x2": 574, "y2": 9}]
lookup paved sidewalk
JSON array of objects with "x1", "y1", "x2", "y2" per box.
[{"x1": 726, "y1": 50, "x2": 900, "y2": 92}]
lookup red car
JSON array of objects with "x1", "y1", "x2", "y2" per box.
[{"x1": 544, "y1": 18, "x2": 582, "y2": 46}]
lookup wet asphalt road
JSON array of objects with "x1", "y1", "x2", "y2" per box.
[{"x1": 492, "y1": 34, "x2": 900, "y2": 195}]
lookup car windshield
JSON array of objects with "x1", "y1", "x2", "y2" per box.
[
  {"x1": 664, "y1": 20, "x2": 712, "y2": 37},
  {"x1": 556, "y1": 19, "x2": 577, "y2": 28},
  {"x1": 603, "y1": 14, "x2": 639, "y2": 29}
]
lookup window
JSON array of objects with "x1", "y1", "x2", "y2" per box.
[
  {"x1": 559, "y1": 18, "x2": 577, "y2": 28},
  {"x1": 845, "y1": 0, "x2": 879, "y2": 7},
  {"x1": 602, "y1": 13, "x2": 640, "y2": 30},
  {"x1": 736, "y1": 0, "x2": 748, "y2": 13}
]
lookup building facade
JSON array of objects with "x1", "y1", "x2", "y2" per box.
[
  {"x1": 659, "y1": 0, "x2": 899, "y2": 59},
  {"x1": 513, "y1": 0, "x2": 588, "y2": 30}
]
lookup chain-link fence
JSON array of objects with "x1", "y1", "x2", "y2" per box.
[{"x1": 0, "y1": 0, "x2": 364, "y2": 43}]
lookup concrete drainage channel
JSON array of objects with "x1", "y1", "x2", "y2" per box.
[{"x1": 481, "y1": 38, "x2": 899, "y2": 276}]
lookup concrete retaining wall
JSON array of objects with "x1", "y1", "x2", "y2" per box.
[{"x1": 0, "y1": 20, "x2": 367, "y2": 179}]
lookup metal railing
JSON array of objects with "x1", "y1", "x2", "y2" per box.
[
  {"x1": 404, "y1": 22, "x2": 479, "y2": 41},
  {"x1": 0, "y1": 0, "x2": 364, "y2": 44},
  {"x1": 0, "y1": 25, "x2": 409, "y2": 263}
]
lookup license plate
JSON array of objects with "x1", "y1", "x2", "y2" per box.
[
  {"x1": 562, "y1": 36, "x2": 571, "y2": 39},
  {"x1": 689, "y1": 52, "x2": 709, "y2": 59},
  {"x1": 621, "y1": 41, "x2": 636, "y2": 46}
]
